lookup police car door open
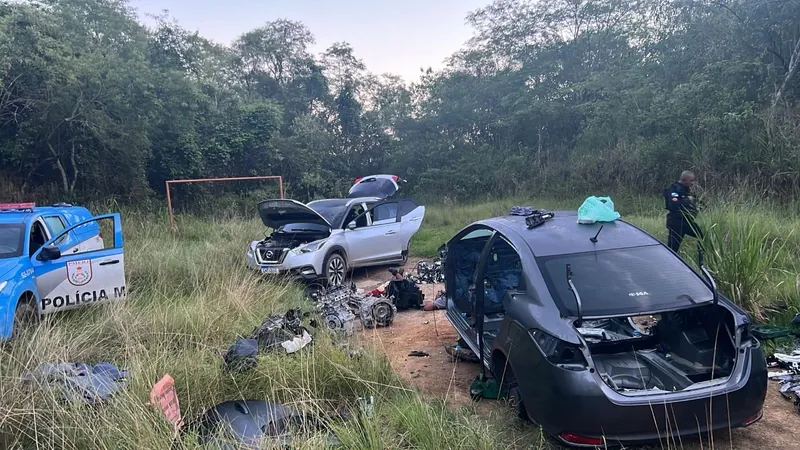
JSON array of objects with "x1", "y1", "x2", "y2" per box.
[{"x1": 31, "y1": 214, "x2": 127, "y2": 315}]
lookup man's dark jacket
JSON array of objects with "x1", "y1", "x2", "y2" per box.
[{"x1": 663, "y1": 182, "x2": 698, "y2": 226}]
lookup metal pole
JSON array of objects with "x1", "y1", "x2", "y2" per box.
[
  {"x1": 166, "y1": 181, "x2": 175, "y2": 232},
  {"x1": 279, "y1": 176, "x2": 284, "y2": 199}
]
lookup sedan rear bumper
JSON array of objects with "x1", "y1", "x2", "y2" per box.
[{"x1": 521, "y1": 349, "x2": 768, "y2": 447}]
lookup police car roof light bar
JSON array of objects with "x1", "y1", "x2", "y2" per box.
[{"x1": 0, "y1": 202, "x2": 35, "y2": 212}]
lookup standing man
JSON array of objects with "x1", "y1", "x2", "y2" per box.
[{"x1": 664, "y1": 170, "x2": 702, "y2": 253}]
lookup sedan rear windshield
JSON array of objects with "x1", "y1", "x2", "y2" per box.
[
  {"x1": 537, "y1": 245, "x2": 713, "y2": 318},
  {"x1": 0, "y1": 224, "x2": 24, "y2": 259}
]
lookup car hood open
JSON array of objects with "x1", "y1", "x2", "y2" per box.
[{"x1": 257, "y1": 199, "x2": 332, "y2": 230}]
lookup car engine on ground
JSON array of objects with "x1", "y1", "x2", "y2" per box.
[{"x1": 309, "y1": 284, "x2": 397, "y2": 332}]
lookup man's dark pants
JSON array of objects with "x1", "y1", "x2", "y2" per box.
[{"x1": 667, "y1": 218, "x2": 703, "y2": 253}]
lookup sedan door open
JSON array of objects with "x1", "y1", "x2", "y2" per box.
[{"x1": 31, "y1": 214, "x2": 127, "y2": 316}]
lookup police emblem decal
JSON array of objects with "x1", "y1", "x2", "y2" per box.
[{"x1": 66, "y1": 259, "x2": 93, "y2": 286}]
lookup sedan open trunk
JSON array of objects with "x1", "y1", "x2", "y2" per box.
[{"x1": 581, "y1": 304, "x2": 738, "y2": 395}]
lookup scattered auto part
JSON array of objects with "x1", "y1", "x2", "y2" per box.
[
  {"x1": 22, "y1": 362, "x2": 129, "y2": 405},
  {"x1": 193, "y1": 400, "x2": 325, "y2": 450},
  {"x1": 310, "y1": 284, "x2": 396, "y2": 332},
  {"x1": 223, "y1": 338, "x2": 259, "y2": 373},
  {"x1": 358, "y1": 296, "x2": 396, "y2": 328},
  {"x1": 445, "y1": 344, "x2": 480, "y2": 363},
  {"x1": 251, "y1": 308, "x2": 311, "y2": 352},
  {"x1": 386, "y1": 268, "x2": 424, "y2": 310},
  {"x1": 415, "y1": 259, "x2": 444, "y2": 284}
]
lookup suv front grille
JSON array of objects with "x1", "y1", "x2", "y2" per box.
[{"x1": 257, "y1": 248, "x2": 288, "y2": 264}]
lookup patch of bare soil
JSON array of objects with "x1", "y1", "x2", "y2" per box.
[{"x1": 352, "y1": 260, "x2": 800, "y2": 449}]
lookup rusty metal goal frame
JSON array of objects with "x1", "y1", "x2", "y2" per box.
[{"x1": 165, "y1": 175, "x2": 284, "y2": 231}]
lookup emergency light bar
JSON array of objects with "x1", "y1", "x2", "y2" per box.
[{"x1": 0, "y1": 202, "x2": 35, "y2": 212}]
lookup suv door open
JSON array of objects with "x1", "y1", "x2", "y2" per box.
[
  {"x1": 31, "y1": 214, "x2": 127, "y2": 316},
  {"x1": 395, "y1": 199, "x2": 425, "y2": 256},
  {"x1": 345, "y1": 201, "x2": 399, "y2": 265}
]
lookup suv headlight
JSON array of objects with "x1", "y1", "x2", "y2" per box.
[
  {"x1": 0, "y1": 281, "x2": 7, "y2": 292},
  {"x1": 294, "y1": 240, "x2": 327, "y2": 254}
]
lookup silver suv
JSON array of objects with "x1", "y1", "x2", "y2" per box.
[{"x1": 246, "y1": 175, "x2": 426, "y2": 285}]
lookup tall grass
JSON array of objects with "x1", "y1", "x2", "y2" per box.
[
  {"x1": 0, "y1": 211, "x2": 547, "y2": 449},
  {"x1": 1, "y1": 196, "x2": 797, "y2": 449}
]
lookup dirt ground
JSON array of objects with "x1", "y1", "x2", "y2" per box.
[{"x1": 350, "y1": 260, "x2": 800, "y2": 449}]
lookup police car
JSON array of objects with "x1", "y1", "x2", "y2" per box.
[{"x1": 0, "y1": 203, "x2": 127, "y2": 340}]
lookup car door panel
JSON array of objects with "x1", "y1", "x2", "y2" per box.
[
  {"x1": 31, "y1": 214, "x2": 127, "y2": 316},
  {"x1": 444, "y1": 226, "x2": 496, "y2": 351},
  {"x1": 396, "y1": 199, "x2": 425, "y2": 252},
  {"x1": 345, "y1": 201, "x2": 401, "y2": 264}
]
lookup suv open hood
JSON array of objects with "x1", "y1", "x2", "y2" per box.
[
  {"x1": 257, "y1": 199, "x2": 332, "y2": 230},
  {"x1": 347, "y1": 175, "x2": 402, "y2": 199}
]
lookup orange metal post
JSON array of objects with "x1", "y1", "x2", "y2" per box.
[{"x1": 166, "y1": 181, "x2": 175, "y2": 232}]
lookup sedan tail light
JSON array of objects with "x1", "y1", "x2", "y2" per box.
[
  {"x1": 559, "y1": 432, "x2": 605, "y2": 446},
  {"x1": 530, "y1": 329, "x2": 587, "y2": 366}
]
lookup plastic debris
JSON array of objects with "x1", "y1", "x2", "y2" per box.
[
  {"x1": 22, "y1": 362, "x2": 129, "y2": 405},
  {"x1": 577, "y1": 196, "x2": 621, "y2": 224}
]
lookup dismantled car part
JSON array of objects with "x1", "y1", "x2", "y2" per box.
[
  {"x1": 223, "y1": 338, "x2": 259, "y2": 373},
  {"x1": 193, "y1": 400, "x2": 327, "y2": 449},
  {"x1": 446, "y1": 344, "x2": 481, "y2": 363},
  {"x1": 525, "y1": 211, "x2": 555, "y2": 229},
  {"x1": 22, "y1": 362, "x2": 129, "y2": 405},
  {"x1": 358, "y1": 296, "x2": 396, "y2": 328},
  {"x1": 416, "y1": 259, "x2": 444, "y2": 284},
  {"x1": 386, "y1": 269, "x2": 424, "y2": 310},
  {"x1": 310, "y1": 284, "x2": 396, "y2": 332},
  {"x1": 251, "y1": 309, "x2": 311, "y2": 351}
]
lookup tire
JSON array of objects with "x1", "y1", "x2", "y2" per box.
[
  {"x1": 12, "y1": 296, "x2": 39, "y2": 339},
  {"x1": 324, "y1": 252, "x2": 347, "y2": 286},
  {"x1": 401, "y1": 242, "x2": 411, "y2": 265},
  {"x1": 497, "y1": 363, "x2": 528, "y2": 421}
]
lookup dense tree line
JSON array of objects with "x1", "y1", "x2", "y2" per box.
[{"x1": 1, "y1": 0, "x2": 799, "y2": 205}]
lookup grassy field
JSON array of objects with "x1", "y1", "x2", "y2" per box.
[{"x1": 0, "y1": 195, "x2": 797, "y2": 449}]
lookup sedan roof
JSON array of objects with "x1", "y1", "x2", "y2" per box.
[{"x1": 477, "y1": 211, "x2": 661, "y2": 257}]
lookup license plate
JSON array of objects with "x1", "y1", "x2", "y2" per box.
[{"x1": 261, "y1": 267, "x2": 281, "y2": 274}]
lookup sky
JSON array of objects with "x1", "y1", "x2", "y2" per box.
[{"x1": 130, "y1": 0, "x2": 491, "y2": 82}]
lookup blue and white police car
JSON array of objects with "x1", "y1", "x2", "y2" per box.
[{"x1": 0, "y1": 202, "x2": 127, "y2": 340}]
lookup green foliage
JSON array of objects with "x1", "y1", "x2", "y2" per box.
[
  {"x1": 700, "y1": 210, "x2": 792, "y2": 320},
  {"x1": 3, "y1": 0, "x2": 800, "y2": 204}
]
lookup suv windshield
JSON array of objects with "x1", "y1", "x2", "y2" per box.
[
  {"x1": 307, "y1": 200, "x2": 349, "y2": 227},
  {"x1": 537, "y1": 245, "x2": 713, "y2": 318},
  {"x1": 0, "y1": 224, "x2": 25, "y2": 259}
]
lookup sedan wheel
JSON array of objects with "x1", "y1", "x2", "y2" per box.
[
  {"x1": 12, "y1": 299, "x2": 38, "y2": 340},
  {"x1": 325, "y1": 254, "x2": 347, "y2": 286},
  {"x1": 507, "y1": 385, "x2": 528, "y2": 421}
]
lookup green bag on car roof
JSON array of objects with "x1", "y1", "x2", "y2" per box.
[{"x1": 577, "y1": 196, "x2": 621, "y2": 224}]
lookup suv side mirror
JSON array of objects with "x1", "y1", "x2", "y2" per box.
[
  {"x1": 347, "y1": 221, "x2": 357, "y2": 230},
  {"x1": 38, "y1": 244, "x2": 62, "y2": 262}
]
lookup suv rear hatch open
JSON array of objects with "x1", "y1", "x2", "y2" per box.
[{"x1": 347, "y1": 174, "x2": 402, "y2": 199}]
